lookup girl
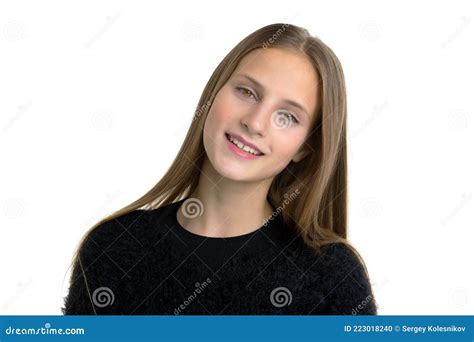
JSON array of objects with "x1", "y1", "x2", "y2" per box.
[{"x1": 63, "y1": 23, "x2": 378, "y2": 315}]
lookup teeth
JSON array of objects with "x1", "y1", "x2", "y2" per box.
[{"x1": 227, "y1": 135, "x2": 261, "y2": 156}]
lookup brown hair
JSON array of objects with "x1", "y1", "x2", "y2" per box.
[{"x1": 67, "y1": 23, "x2": 372, "y2": 289}]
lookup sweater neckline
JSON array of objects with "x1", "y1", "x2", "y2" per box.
[{"x1": 167, "y1": 196, "x2": 292, "y2": 254}]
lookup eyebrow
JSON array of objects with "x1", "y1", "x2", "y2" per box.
[{"x1": 235, "y1": 73, "x2": 310, "y2": 116}]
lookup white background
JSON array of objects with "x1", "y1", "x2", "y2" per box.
[{"x1": 0, "y1": 0, "x2": 473, "y2": 315}]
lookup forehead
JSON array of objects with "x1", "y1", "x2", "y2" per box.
[{"x1": 232, "y1": 47, "x2": 320, "y2": 118}]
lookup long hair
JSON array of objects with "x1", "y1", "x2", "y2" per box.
[{"x1": 66, "y1": 23, "x2": 371, "y2": 285}]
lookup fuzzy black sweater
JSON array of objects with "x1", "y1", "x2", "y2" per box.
[{"x1": 62, "y1": 197, "x2": 378, "y2": 315}]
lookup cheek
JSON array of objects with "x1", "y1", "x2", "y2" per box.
[
  {"x1": 204, "y1": 92, "x2": 234, "y2": 134},
  {"x1": 272, "y1": 132, "x2": 307, "y2": 161}
]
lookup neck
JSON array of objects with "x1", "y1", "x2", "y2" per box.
[{"x1": 177, "y1": 158, "x2": 274, "y2": 238}]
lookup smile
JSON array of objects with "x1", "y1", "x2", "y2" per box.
[{"x1": 225, "y1": 133, "x2": 264, "y2": 159}]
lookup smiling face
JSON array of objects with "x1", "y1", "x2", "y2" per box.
[{"x1": 202, "y1": 47, "x2": 320, "y2": 183}]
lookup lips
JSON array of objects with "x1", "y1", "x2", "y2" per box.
[{"x1": 225, "y1": 133, "x2": 264, "y2": 155}]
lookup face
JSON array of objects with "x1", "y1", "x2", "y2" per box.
[{"x1": 202, "y1": 47, "x2": 320, "y2": 183}]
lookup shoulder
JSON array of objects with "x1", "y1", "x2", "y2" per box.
[
  {"x1": 78, "y1": 209, "x2": 155, "y2": 264},
  {"x1": 85, "y1": 210, "x2": 149, "y2": 245},
  {"x1": 79, "y1": 201, "x2": 181, "y2": 260},
  {"x1": 64, "y1": 207, "x2": 170, "y2": 315},
  {"x1": 302, "y1": 242, "x2": 378, "y2": 315},
  {"x1": 320, "y1": 242, "x2": 365, "y2": 268}
]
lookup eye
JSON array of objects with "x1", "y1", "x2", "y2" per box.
[
  {"x1": 235, "y1": 87, "x2": 257, "y2": 100},
  {"x1": 277, "y1": 111, "x2": 300, "y2": 125}
]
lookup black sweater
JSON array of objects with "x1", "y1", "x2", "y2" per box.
[{"x1": 62, "y1": 197, "x2": 378, "y2": 315}]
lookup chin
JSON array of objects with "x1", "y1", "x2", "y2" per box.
[
  {"x1": 212, "y1": 155, "x2": 254, "y2": 182},
  {"x1": 215, "y1": 159, "x2": 246, "y2": 180}
]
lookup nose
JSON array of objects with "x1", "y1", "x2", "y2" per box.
[{"x1": 240, "y1": 103, "x2": 272, "y2": 137}]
